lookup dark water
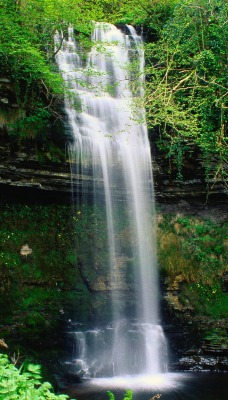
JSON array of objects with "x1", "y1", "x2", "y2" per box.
[{"x1": 66, "y1": 372, "x2": 228, "y2": 400}]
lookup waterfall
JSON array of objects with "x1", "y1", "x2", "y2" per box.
[{"x1": 55, "y1": 22, "x2": 167, "y2": 377}]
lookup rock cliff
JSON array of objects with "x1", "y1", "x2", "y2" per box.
[{"x1": 0, "y1": 142, "x2": 227, "y2": 204}]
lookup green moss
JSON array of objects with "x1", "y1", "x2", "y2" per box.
[
  {"x1": 0, "y1": 204, "x2": 89, "y2": 343},
  {"x1": 157, "y1": 212, "x2": 228, "y2": 318}
]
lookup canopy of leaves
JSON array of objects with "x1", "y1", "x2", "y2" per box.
[
  {"x1": 144, "y1": 0, "x2": 227, "y2": 184},
  {"x1": 0, "y1": 0, "x2": 227, "y2": 186},
  {"x1": 0, "y1": 0, "x2": 106, "y2": 138}
]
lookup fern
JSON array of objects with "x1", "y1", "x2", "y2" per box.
[
  {"x1": 107, "y1": 390, "x2": 133, "y2": 400},
  {"x1": 123, "y1": 390, "x2": 133, "y2": 400},
  {"x1": 0, "y1": 354, "x2": 75, "y2": 400},
  {"x1": 107, "y1": 391, "x2": 116, "y2": 400}
]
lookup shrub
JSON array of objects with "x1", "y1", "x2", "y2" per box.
[{"x1": 0, "y1": 354, "x2": 73, "y2": 400}]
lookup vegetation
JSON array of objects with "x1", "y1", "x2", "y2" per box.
[
  {"x1": 0, "y1": 0, "x2": 227, "y2": 185},
  {"x1": 0, "y1": 354, "x2": 73, "y2": 399},
  {"x1": 157, "y1": 212, "x2": 228, "y2": 318},
  {"x1": 0, "y1": 202, "x2": 134, "y2": 339},
  {"x1": 0, "y1": 204, "x2": 226, "y2": 335},
  {"x1": 144, "y1": 0, "x2": 228, "y2": 185},
  {"x1": 0, "y1": 203, "x2": 227, "y2": 386},
  {"x1": 0, "y1": 0, "x2": 104, "y2": 146},
  {"x1": 107, "y1": 390, "x2": 133, "y2": 400},
  {"x1": 0, "y1": 203, "x2": 93, "y2": 350},
  {"x1": 0, "y1": 0, "x2": 227, "y2": 384},
  {"x1": 107, "y1": 390, "x2": 161, "y2": 400}
]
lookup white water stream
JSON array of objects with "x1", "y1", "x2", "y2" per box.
[{"x1": 55, "y1": 23, "x2": 167, "y2": 377}]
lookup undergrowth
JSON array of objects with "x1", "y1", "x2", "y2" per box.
[
  {"x1": 0, "y1": 354, "x2": 74, "y2": 400},
  {"x1": 157, "y1": 213, "x2": 228, "y2": 318}
]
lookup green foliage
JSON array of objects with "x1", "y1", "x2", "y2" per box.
[
  {"x1": 145, "y1": 0, "x2": 227, "y2": 184},
  {"x1": 123, "y1": 390, "x2": 133, "y2": 400},
  {"x1": 0, "y1": 204, "x2": 91, "y2": 334},
  {"x1": 0, "y1": 0, "x2": 106, "y2": 140},
  {"x1": 107, "y1": 391, "x2": 116, "y2": 400},
  {"x1": 157, "y1": 212, "x2": 228, "y2": 318},
  {"x1": 0, "y1": 353, "x2": 72, "y2": 399},
  {"x1": 1, "y1": 0, "x2": 226, "y2": 184},
  {"x1": 102, "y1": 0, "x2": 178, "y2": 29},
  {"x1": 107, "y1": 390, "x2": 133, "y2": 400},
  {"x1": 183, "y1": 283, "x2": 228, "y2": 318}
]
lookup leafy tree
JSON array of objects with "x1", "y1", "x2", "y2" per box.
[
  {"x1": 144, "y1": 0, "x2": 227, "y2": 185},
  {"x1": 0, "y1": 0, "x2": 227, "y2": 185},
  {"x1": 0, "y1": 0, "x2": 105, "y2": 140},
  {"x1": 0, "y1": 0, "x2": 63, "y2": 139}
]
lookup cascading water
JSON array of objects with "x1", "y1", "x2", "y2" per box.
[{"x1": 55, "y1": 22, "x2": 167, "y2": 378}]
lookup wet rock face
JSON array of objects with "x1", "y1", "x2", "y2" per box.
[
  {"x1": 0, "y1": 144, "x2": 73, "y2": 203},
  {"x1": 164, "y1": 274, "x2": 190, "y2": 312},
  {"x1": 0, "y1": 142, "x2": 227, "y2": 203},
  {"x1": 0, "y1": 158, "x2": 72, "y2": 193},
  {"x1": 151, "y1": 132, "x2": 228, "y2": 202},
  {"x1": 177, "y1": 341, "x2": 228, "y2": 371},
  {"x1": 162, "y1": 272, "x2": 228, "y2": 372},
  {"x1": 222, "y1": 272, "x2": 228, "y2": 292},
  {"x1": 163, "y1": 303, "x2": 228, "y2": 372},
  {"x1": 164, "y1": 318, "x2": 228, "y2": 372},
  {"x1": 178, "y1": 354, "x2": 228, "y2": 372},
  {"x1": 0, "y1": 78, "x2": 18, "y2": 109}
]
